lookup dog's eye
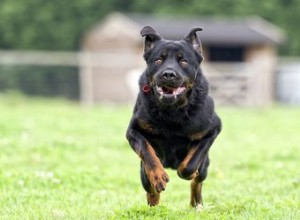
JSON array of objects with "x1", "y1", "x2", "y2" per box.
[
  {"x1": 180, "y1": 61, "x2": 189, "y2": 68},
  {"x1": 155, "y1": 58, "x2": 163, "y2": 65}
]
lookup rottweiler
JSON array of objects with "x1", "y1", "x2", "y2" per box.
[{"x1": 126, "y1": 26, "x2": 221, "y2": 209}]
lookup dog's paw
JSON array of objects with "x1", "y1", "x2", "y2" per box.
[
  {"x1": 147, "y1": 192, "x2": 160, "y2": 206},
  {"x1": 195, "y1": 204, "x2": 203, "y2": 212},
  {"x1": 146, "y1": 167, "x2": 169, "y2": 193}
]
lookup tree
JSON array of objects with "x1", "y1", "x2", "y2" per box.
[{"x1": 0, "y1": 0, "x2": 299, "y2": 54}]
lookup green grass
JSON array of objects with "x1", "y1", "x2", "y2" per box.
[{"x1": 0, "y1": 94, "x2": 299, "y2": 219}]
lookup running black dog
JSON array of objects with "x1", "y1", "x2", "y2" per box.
[{"x1": 126, "y1": 26, "x2": 221, "y2": 209}]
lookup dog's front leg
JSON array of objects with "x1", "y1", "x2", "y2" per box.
[
  {"x1": 177, "y1": 131, "x2": 218, "y2": 180},
  {"x1": 126, "y1": 128, "x2": 169, "y2": 206},
  {"x1": 177, "y1": 129, "x2": 220, "y2": 209}
]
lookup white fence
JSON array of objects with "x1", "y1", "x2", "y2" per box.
[
  {"x1": 0, "y1": 50, "x2": 78, "y2": 66},
  {"x1": 1, "y1": 50, "x2": 296, "y2": 106},
  {"x1": 0, "y1": 50, "x2": 80, "y2": 99}
]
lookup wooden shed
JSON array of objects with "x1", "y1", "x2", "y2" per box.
[{"x1": 80, "y1": 12, "x2": 285, "y2": 106}]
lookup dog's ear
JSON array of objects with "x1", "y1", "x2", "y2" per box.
[
  {"x1": 140, "y1": 26, "x2": 162, "y2": 53},
  {"x1": 184, "y1": 28, "x2": 204, "y2": 60}
]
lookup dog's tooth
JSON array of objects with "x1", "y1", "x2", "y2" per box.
[{"x1": 156, "y1": 86, "x2": 164, "y2": 95}]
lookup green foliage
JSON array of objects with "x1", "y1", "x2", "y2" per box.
[
  {"x1": 0, "y1": 0, "x2": 109, "y2": 50},
  {"x1": 132, "y1": 0, "x2": 300, "y2": 55},
  {"x1": 0, "y1": 94, "x2": 299, "y2": 219},
  {"x1": 0, "y1": 0, "x2": 300, "y2": 54}
]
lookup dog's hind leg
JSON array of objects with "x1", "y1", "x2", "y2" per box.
[
  {"x1": 191, "y1": 179, "x2": 203, "y2": 210},
  {"x1": 140, "y1": 162, "x2": 160, "y2": 206},
  {"x1": 190, "y1": 156, "x2": 209, "y2": 210}
]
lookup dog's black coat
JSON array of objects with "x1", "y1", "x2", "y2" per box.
[{"x1": 126, "y1": 26, "x2": 221, "y2": 207}]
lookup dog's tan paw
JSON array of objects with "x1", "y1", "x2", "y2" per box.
[{"x1": 146, "y1": 168, "x2": 169, "y2": 193}]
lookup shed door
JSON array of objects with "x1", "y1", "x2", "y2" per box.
[{"x1": 208, "y1": 46, "x2": 245, "y2": 62}]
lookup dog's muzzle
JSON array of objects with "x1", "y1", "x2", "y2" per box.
[{"x1": 156, "y1": 85, "x2": 187, "y2": 100}]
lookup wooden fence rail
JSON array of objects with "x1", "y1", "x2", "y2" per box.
[
  {"x1": 0, "y1": 50, "x2": 267, "y2": 106},
  {"x1": 0, "y1": 50, "x2": 78, "y2": 66}
]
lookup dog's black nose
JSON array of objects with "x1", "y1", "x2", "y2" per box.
[{"x1": 162, "y1": 70, "x2": 177, "y2": 80}]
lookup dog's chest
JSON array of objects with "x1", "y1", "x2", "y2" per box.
[
  {"x1": 137, "y1": 118, "x2": 207, "y2": 140},
  {"x1": 137, "y1": 117, "x2": 208, "y2": 168},
  {"x1": 149, "y1": 135, "x2": 191, "y2": 169},
  {"x1": 141, "y1": 127, "x2": 206, "y2": 169}
]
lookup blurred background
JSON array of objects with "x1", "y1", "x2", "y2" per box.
[{"x1": 0, "y1": 0, "x2": 299, "y2": 107}]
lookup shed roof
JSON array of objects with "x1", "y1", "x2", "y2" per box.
[
  {"x1": 83, "y1": 13, "x2": 286, "y2": 49},
  {"x1": 128, "y1": 14, "x2": 286, "y2": 45}
]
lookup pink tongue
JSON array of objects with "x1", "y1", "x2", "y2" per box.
[{"x1": 162, "y1": 87, "x2": 174, "y2": 94}]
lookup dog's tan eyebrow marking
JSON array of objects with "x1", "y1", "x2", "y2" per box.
[
  {"x1": 177, "y1": 53, "x2": 183, "y2": 58},
  {"x1": 161, "y1": 50, "x2": 168, "y2": 57}
]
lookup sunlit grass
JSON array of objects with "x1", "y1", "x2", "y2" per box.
[{"x1": 0, "y1": 94, "x2": 299, "y2": 219}]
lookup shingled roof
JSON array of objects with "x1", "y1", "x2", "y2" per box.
[
  {"x1": 127, "y1": 13, "x2": 286, "y2": 45},
  {"x1": 84, "y1": 13, "x2": 286, "y2": 49}
]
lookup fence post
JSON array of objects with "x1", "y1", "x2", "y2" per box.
[{"x1": 79, "y1": 52, "x2": 94, "y2": 106}]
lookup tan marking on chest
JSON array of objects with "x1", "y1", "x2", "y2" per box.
[
  {"x1": 188, "y1": 131, "x2": 207, "y2": 141},
  {"x1": 137, "y1": 119, "x2": 159, "y2": 134}
]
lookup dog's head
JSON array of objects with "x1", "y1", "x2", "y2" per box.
[{"x1": 140, "y1": 26, "x2": 204, "y2": 107}]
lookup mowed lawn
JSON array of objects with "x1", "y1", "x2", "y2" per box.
[{"x1": 0, "y1": 94, "x2": 299, "y2": 219}]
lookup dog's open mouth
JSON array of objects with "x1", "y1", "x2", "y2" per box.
[{"x1": 156, "y1": 85, "x2": 186, "y2": 99}]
